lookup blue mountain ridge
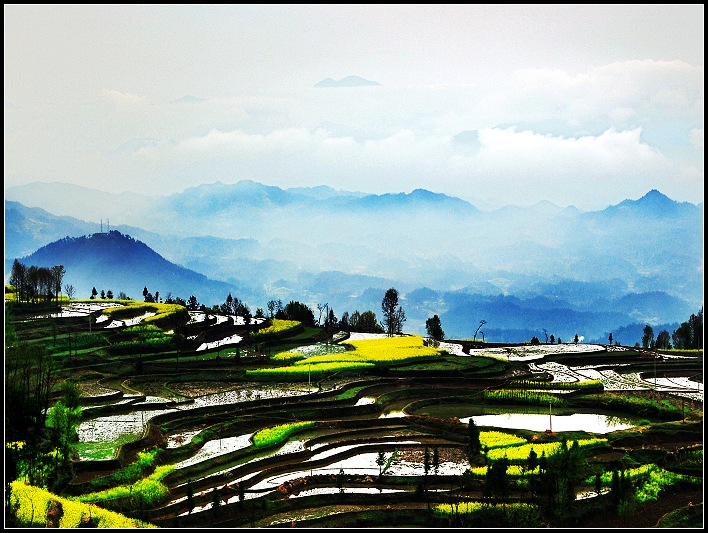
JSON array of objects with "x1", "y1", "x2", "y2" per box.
[{"x1": 4, "y1": 182, "x2": 702, "y2": 344}]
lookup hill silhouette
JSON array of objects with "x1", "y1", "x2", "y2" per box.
[{"x1": 19, "y1": 231, "x2": 241, "y2": 303}]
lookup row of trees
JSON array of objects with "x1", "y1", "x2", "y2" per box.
[
  {"x1": 641, "y1": 307, "x2": 703, "y2": 350},
  {"x1": 9, "y1": 260, "x2": 65, "y2": 305},
  {"x1": 180, "y1": 287, "x2": 413, "y2": 337}
]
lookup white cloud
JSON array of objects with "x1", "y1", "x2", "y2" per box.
[
  {"x1": 121, "y1": 124, "x2": 687, "y2": 209},
  {"x1": 4, "y1": 50, "x2": 703, "y2": 210},
  {"x1": 506, "y1": 60, "x2": 703, "y2": 125}
]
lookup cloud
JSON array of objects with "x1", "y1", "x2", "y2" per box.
[
  {"x1": 505, "y1": 60, "x2": 703, "y2": 126},
  {"x1": 4, "y1": 57, "x2": 702, "y2": 210},
  {"x1": 123, "y1": 123, "x2": 685, "y2": 209}
]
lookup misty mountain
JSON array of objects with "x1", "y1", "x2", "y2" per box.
[
  {"x1": 171, "y1": 94, "x2": 206, "y2": 104},
  {"x1": 4, "y1": 182, "x2": 155, "y2": 227},
  {"x1": 599, "y1": 189, "x2": 700, "y2": 219},
  {"x1": 314, "y1": 75, "x2": 381, "y2": 88},
  {"x1": 4, "y1": 181, "x2": 702, "y2": 343},
  {"x1": 350, "y1": 188, "x2": 480, "y2": 215},
  {"x1": 4, "y1": 201, "x2": 157, "y2": 274},
  {"x1": 17, "y1": 231, "x2": 245, "y2": 304}
]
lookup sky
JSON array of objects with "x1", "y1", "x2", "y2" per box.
[{"x1": 4, "y1": 4, "x2": 704, "y2": 210}]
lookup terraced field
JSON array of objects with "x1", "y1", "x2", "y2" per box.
[{"x1": 6, "y1": 302, "x2": 704, "y2": 528}]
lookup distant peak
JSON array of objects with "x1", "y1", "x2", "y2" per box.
[
  {"x1": 602, "y1": 189, "x2": 699, "y2": 218},
  {"x1": 314, "y1": 75, "x2": 381, "y2": 88},
  {"x1": 171, "y1": 94, "x2": 205, "y2": 104},
  {"x1": 631, "y1": 189, "x2": 674, "y2": 207},
  {"x1": 641, "y1": 189, "x2": 668, "y2": 200}
]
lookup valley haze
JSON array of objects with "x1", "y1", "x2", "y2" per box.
[{"x1": 4, "y1": 180, "x2": 703, "y2": 345}]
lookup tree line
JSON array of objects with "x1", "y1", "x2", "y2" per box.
[
  {"x1": 640, "y1": 307, "x2": 703, "y2": 350},
  {"x1": 9, "y1": 259, "x2": 66, "y2": 306}
]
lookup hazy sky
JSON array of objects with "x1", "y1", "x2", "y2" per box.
[{"x1": 4, "y1": 5, "x2": 704, "y2": 210}]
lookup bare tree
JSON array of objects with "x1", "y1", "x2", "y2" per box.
[
  {"x1": 64, "y1": 284, "x2": 76, "y2": 301},
  {"x1": 473, "y1": 320, "x2": 487, "y2": 342}
]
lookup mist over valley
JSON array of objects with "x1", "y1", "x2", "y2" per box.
[{"x1": 5, "y1": 180, "x2": 703, "y2": 344}]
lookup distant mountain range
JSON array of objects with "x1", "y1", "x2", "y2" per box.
[
  {"x1": 4, "y1": 181, "x2": 703, "y2": 343},
  {"x1": 314, "y1": 75, "x2": 381, "y2": 88}
]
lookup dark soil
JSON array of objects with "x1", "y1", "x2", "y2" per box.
[{"x1": 577, "y1": 485, "x2": 703, "y2": 528}]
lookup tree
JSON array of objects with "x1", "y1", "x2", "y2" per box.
[
  {"x1": 46, "y1": 399, "x2": 82, "y2": 488},
  {"x1": 106, "y1": 290, "x2": 113, "y2": 299},
  {"x1": 26, "y1": 265, "x2": 39, "y2": 303},
  {"x1": 349, "y1": 310, "x2": 361, "y2": 331},
  {"x1": 324, "y1": 309, "x2": 337, "y2": 334},
  {"x1": 485, "y1": 454, "x2": 510, "y2": 499},
  {"x1": 10, "y1": 259, "x2": 28, "y2": 303},
  {"x1": 284, "y1": 300, "x2": 315, "y2": 326},
  {"x1": 550, "y1": 334, "x2": 555, "y2": 344},
  {"x1": 381, "y1": 288, "x2": 406, "y2": 336},
  {"x1": 91, "y1": 287, "x2": 98, "y2": 300},
  {"x1": 5, "y1": 343, "x2": 58, "y2": 487},
  {"x1": 51, "y1": 265, "x2": 65, "y2": 306},
  {"x1": 100, "y1": 290, "x2": 106, "y2": 299},
  {"x1": 608, "y1": 332, "x2": 613, "y2": 345},
  {"x1": 642, "y1": 325, "x2": 654, "y2": 349},
  {"x1": 339, "y1": 311, "x2": 350, "y2": 331},
  {"x1": 211, "y1": 487, "x2": 221, "y2": 518},
  {"x1": 425, "y1": 314, "x2": 445, "y2": 341},
  {"x1": 656, "y1": 330, "x2": 671, "y2": 350},
  {"x1": 673, "y1": 308, "x2": 703, "y2": 349},
  {"x1": 473, "y1": 320, "x2": 486, "y2": 342},
  {"x1": 187, "y1": 295, "x2": 200, "y2": 311},
  {"x1": 432, "y1": 447, "x2": 440, "y2": 476},
  {"x1": 317, "y1": 303, "x2": 329, "y2": 326},
  {"x1": 394, "y1": 306, "x2": 406, "y2": 335},
  {"x1": 467, "y1": 419, "x2": 481, "y2": 460},
  {"x1": 527, "y1": 447, "x2": 538, "y2": 473},
  {"x1": 573, "y1": 333, "x2": 579, "y2": 345},
  {"x1": 527, "y1": 447, "x2": 539, "y2": 496},
  {"x1": 186, "y1": 479, "x2": 194, "y2": 515},
  {"x1": 376, "y1": 448, "x2": 386, "y2": 476},
  {"x1": 64, "y1": 284, "x2": 75, "y2": 301},
  {"x1": 672, "y1": 322, "x2": 691, "y2": 349},
  {"x1": 538, "y1": 440, "x2": 589, "y2": 526},
  {"x1": 688, "y1": 308, "x2": 703, "y2": 349},
  {"x1": 337, "y1": 467, "x2": 345, "y2": 495},
  {"x1": 357, "y1": 310, "x2": 384, "y2": 333},
  {"x1": 239, "y1": 307, "x2": 253, "y2": 357}
]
